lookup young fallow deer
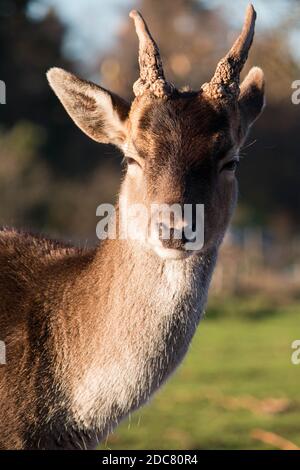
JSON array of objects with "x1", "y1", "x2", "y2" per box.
[{"x1": 0, "y1": 5, "x2": 264, "y2": 449}]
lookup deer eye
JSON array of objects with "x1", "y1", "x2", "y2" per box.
[
  {"x1": 220, "y1": 158, "x2": 239, "y2": 173},
  {"x1": 126, "y1": 157, "x2": 141, "y2": 167}
]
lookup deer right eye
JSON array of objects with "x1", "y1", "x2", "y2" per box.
[{"x1": 127, "y1": 157, "x2": 141, "y2": 167}]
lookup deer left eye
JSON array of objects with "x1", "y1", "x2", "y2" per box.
[
  {"x1": 127, "y1": 157, "x2": 141, "y2": 168},
  {"x1": 220, "y1": 159, "x2": 239, "y2": 172}
]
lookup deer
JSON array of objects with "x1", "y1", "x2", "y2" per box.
[{"x1": 0, "y1": 5, "x2": 264, "y2": 449}]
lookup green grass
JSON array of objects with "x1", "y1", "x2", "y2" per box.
[{"x1": 100, "y1": 301, "x2": 300, "y2": 450}]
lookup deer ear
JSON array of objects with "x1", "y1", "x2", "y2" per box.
[
  {"x1": 47, "y1": 68, "x2": 129, "y2": 147},
  {"x1": 238, "y1": 67, "x2": 265, "y2": 131}
]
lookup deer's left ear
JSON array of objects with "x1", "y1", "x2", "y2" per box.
[
  {"x1": 47, "y1": 68, "x2": 130, "y2": 148},
  {"x1": 238, "y1": 67, "x2": 265, "y2": 131}
]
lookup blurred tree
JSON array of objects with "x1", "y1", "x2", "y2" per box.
[
  {"x1": 0, "y1": 0, "x2": 121, "y2": 238},
  {"x1": 0, "y1": 121, "x2": 49, "y2": 227}
]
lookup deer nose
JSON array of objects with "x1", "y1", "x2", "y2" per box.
[{"x1": 157, "y1": 223, "x2": 196, "y2": 248}]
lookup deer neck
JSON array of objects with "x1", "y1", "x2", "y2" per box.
[{"x1": 62, "y1": 207, "x2": 218, "y2": 437}]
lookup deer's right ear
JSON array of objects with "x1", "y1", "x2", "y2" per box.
[
  {"x1": 47, "y1": 68, "x2": 130, "y2": 147},
  {"x1": 238, "y1": 67, "x2": 265, "y2": 132}
]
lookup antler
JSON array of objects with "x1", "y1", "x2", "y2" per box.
[
  {"x1": 129, "y1": 10, "x2": 174, "y2": 98},
  {"x1": 202, "y1": 4, "x2": 256, "y2": 101}
]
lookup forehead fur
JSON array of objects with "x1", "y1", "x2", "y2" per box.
[{"x1": 129, "y1": 91, "x2": 233, "y2": 167}]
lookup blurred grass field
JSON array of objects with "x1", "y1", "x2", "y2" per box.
[{"x1": 100, "y1": 299, "x2": 300, "y2": 450}]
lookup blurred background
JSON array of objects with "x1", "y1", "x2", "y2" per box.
[{"x1": 0, "y1": 0, "x2": 300, "y2": 450}]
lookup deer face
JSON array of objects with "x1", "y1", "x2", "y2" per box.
[
  {"x1": 121, "y1": 94, "x2": 241, "y2": 259},
  {"x1": 47, "y1": 5, "x2": 264, "y2": 260}
]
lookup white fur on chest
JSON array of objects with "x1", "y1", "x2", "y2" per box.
[{"x1": 70, "y1": 255, "x2": 212, "y2": 434}]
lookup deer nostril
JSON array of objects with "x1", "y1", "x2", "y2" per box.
[
  {"x1": 157, "y1": 224, "x2": 185, "y2": 242},
  {"x1": 156, "y1": 221, "x2": 197, "y2": 245},
  {"x1": 157, "y1": 222, "x2": 174, "y2": 240}
]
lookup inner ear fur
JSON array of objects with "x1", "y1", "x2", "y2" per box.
[
  {"x1": 47, "y1": 67, "x2": 130, "y2": 147},
  {"x1": 238, "y1": 66, "x2": 265, "y2": 131}
]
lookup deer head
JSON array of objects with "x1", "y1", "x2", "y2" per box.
[{"x1": 47, "y1": 4, "x2": 264, "y2": 260}]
